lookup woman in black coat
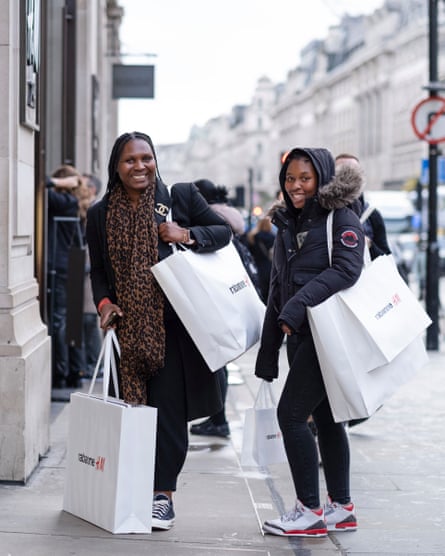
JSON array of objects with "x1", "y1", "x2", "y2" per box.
[
  {"x1": 255, "y1": 147, "x2": 365, "y2": 537},
  {"x1": 86, "y1": 131, "x2": 231, "y2": 530}
]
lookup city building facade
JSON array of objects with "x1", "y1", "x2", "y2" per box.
[
  {"x1": 158, "y1": 0, "x2": 443, "y2": 212},
  {"x1": 1, "y1": 0, "x2": 443, "y2": 483},
  {"x1": 0, "y1": 0, "x2": 123, "y2": 482}
]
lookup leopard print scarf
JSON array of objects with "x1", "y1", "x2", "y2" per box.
[{"x1": 106, "y1": 184, "x2": 165, "y2": 404}]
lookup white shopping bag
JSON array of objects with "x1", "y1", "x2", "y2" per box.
[
  {"x1": 312, "y1": 334, "x2": 429, "y2": 423},
  {"x1": 335, "y1": 254, "x2": 431, "y2": 366},
  {"x1": 306, "y1": 211, "x2": 431, "y2": 423},
  {"x1": 241, "y1": 381, "x2": 287, "y2": 467},
  {"x1": 307, "y1": 265, "x2": 431, "y2": 377},
  {"x1": 308, "y1": 211, "x2": 431, "y2": 374},
  {"x1": 63, "y1": 330, "x2": 157, "y2": 534},
  {"x1": 151, "y1": 242, "x2": 265, "y2": 371}
]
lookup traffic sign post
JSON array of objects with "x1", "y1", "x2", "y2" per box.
[
  {"x1": 411, "y1": 96, "x2": 445, "y2": 144},
  {"x1": 422, "y1": 0, "x2": 441, "y2": 351}
]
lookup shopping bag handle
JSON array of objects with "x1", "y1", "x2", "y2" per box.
[
  {"x1": 165, "y1": 186, "x2": 187, "y2": 254},
  {"x1": 326, "y1": 210, "x2": 371, "y2": 267},
  {"x1": 254, "y1": 380, "x2": 278, "y2": 409},
  {"x1": 87, "y1": 329, "x2": 120, "y2": 402}
]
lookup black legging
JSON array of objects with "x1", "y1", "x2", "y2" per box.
[{"x1": 277, "y1": 333, "x2": 351, "y2": 509}]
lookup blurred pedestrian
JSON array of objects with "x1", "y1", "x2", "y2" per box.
[
  {"x1": 80, "y1": 175, "x2": 103, "y2": 379},
  {"x1": 190, "y1": 179, "x2": 260, "y2": 292},
  {"x1": 193, "y1": 178, "x2": 245, "y2": 235},
  {"x1": 247, "y1": 216, "x2": 276, "y2": 302},
  {"x1": 335, "y1": 153, "x2": 391, "y2": 260},
  {"x1": 46, "y1": 165, "x2": 86, "y2": 389},
  {"x1": 255, "y1": 147, "x2": 364, "y2": 537},
  {"x1": 86, "y1": 132, "x2": 232, "y2": 530}
]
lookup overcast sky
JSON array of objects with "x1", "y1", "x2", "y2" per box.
[{"x1": 118, "y1": 0, "x2": 385, "y2": 145}]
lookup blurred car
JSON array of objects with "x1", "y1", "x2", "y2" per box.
[
  {"x1": 386, "y1": 237, "x2": 409, "y2": 283},
  {"x1": 390, "y1": 233, "x2": 419, "y2": 275},
  {"x1": 366, "y1": 190, "x2": 414, "y2": 235},
  {"x1": 388, "y1": 233, "x2": 419, "y2": 275}
]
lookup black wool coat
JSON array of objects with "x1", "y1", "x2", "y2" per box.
[{"x1": 86, "y1": 180, "x2": 232, "y2": 419}]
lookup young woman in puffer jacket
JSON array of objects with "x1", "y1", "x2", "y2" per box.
[{"x1": 255, "y1": 147, "x2": 364, "y2": 538}]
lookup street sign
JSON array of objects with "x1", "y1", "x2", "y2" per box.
[
  {"x1": 411, "y1": 96, "x2": 445, "y2": 144},
  {"x1": 112, "y1": 65, "x2": 155, "y2": 99},
  {"x1": 420, "y1": 157, "x2": 445, "y2": 185}
]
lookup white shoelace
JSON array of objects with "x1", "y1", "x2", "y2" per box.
[
  {"x1": 281, "y1": 501, "x2": 305, "y2": 522},
  {"x1": 152, "y1": 499, "x2": 170, "y2": 519}
]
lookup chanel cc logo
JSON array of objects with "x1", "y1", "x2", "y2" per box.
[{"x1": 155, "y1": 203, "x2": 169, "y2": 216}]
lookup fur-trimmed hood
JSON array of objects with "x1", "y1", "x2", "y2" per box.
[
  {"x1": 278, "y1": 147, "x2": 363, "y2": 215},
  {"x1": 318, "y1": 164, "x2": 364, "y2": 210}
]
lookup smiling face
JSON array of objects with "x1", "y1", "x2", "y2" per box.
[
  {"x1": 117, "y1": 138, "x2": 157, "y2": 200},
  {"x1": 284, "y1": 157, "x2": 318, "y2": 209}
]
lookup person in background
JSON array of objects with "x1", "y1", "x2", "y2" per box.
[
  {"x1": 86, "y1": 132, "x2": 231, "y2": 530},
  {"x1": 190, "y1": 180, "x2": 260, "y2": 296},
  {"x1": 247, "y1": 216, "x2": 276, "y2": 302},
  {"x1": 193, "y1": 178, "x2": 245, "y2": 236},
  {"x1": 335, "y1": 154, "x2": 391, "y2": 260},
  {"x1": 81, "y1": 174, "x2": 103, "y2": 379},
  {"x1": 83, "y1": 173, "x2": 102, "y2": 202},
  {"x1": 255, "y1": 147, "x2": 364, "y2": 537},
  {"x1": 46, "y1": 165, "x2": 86, "y2": 389},
  {"x1": 189, "y1": 178, "x2": 250, "y2": 438}
]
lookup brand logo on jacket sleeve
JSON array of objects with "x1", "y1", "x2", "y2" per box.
[{"x1": 340, "y1": 230, "x2": 359, "y2": 248}]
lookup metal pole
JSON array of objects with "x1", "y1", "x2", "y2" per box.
[{"x1": 426, "y1": 0, "x2": 440, "y2": 350}]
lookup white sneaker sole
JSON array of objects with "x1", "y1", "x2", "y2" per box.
[
  {"x1": 152, "y1": 517, "x2": 175, "y2": 530},
  {"x1": 263, "y1": 522, "x2": 328, "y2": 537}
]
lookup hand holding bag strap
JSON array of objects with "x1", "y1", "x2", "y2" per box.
[{"x1": 87, "y1": 329, "x2": 120, "y2": 402}]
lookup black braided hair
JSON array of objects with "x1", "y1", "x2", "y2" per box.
[{"x1": 106, "y1": 131, "x2": 161, "y2": 192}]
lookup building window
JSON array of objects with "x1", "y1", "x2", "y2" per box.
[{"x1": 20, "y1": 0, "x2": 41, "y2": 130}]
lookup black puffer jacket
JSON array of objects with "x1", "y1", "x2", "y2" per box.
[{"x1": 255, "y1": 147, "x2": 365, "y2": 380}]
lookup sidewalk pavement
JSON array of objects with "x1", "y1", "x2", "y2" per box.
[{"x1": 1, "y1": 341, "x2": 445, "y2": 555}]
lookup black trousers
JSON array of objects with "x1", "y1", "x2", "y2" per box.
[
  {"x1": 147, "y1": 320, "x2": 189, "y2": 492},
  {"x1": 209, "y1": 367, "x2": 228, "y2": 425},
  {"x1": 277, "y1": 333, "x2": 351, "y2": 508}
]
